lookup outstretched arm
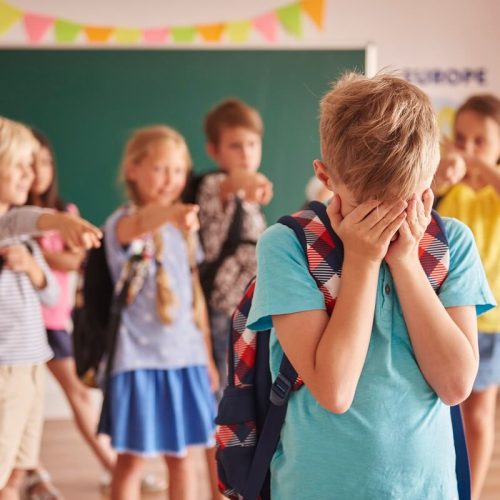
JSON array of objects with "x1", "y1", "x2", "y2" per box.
[
  {"x1": 116, "y1": 202, "x2": 199, "y2": 244},
  {"x1": 0, "y1": 207, "x2": 50, "y2": 243},
  {"x1": 465, "y1": 156, "x2": 500, "y2": 195}
]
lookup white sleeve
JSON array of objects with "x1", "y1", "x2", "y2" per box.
[{"x1": 0, "y1": 207, "x2": 53, "y2": 244}]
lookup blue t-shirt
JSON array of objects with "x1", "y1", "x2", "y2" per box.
[
  {"x1": 105, "y1": 207, "x2": 208, "y2": 374},
  {"x1": 247, "y1": 217, "x2": 495, "y2": 500}
]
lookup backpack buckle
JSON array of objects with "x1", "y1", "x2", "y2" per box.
[{"x1": 270, "y1": 373, "x2": 292, "y2": 406}]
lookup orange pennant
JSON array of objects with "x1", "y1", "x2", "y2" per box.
[
  {"x1": 197, "y1": 23, "x2": 224, "y2": 42},
  {"x1": 300, "y1": 0, "x2": 324, "y2": 29},
  {"x1": 84, "y1": 26, "x2": 113, "y2": 43}
]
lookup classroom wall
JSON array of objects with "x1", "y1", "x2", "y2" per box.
[
  {"x1": 3, "y1": 0, "x2": 499, "y2": 105},
  {"x1": 1, "y1": 0, "x2": 498, "y2": 417}
]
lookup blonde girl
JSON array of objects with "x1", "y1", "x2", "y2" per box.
[
  {"x1": 98, "y1": 125, "x2": 219, "y2": 500},
  {"x1": 435, "y1": 94, "x2": 500, "y2": 500}
]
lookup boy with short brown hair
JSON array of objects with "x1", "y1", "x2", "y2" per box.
[{"x1": 196, "y1": 98, "x2": 272, "y2": 394}]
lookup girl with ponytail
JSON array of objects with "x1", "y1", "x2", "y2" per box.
[{"x1": 99, "y1": 125, "x2": 219, "y2": 500}]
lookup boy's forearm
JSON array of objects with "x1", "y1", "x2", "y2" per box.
[
  {"x1": 392, "y1": 262, "x2": 478, "y2": 404},
  {"x1": 474, "y1": 160, "x2": 500, "y2": 195},
  {"x1": 314, "y1": 257, "x2": 379, "y2": 411}
]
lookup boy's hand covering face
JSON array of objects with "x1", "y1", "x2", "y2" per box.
[
  {"x1": 327, "y1": 194, "x2": 407, "y2": 265},
  {"x1": 385, "y1": 189, "x2": 434, "y2": 268}
]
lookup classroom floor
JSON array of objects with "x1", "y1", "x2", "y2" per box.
[
  {"x1": 41, "y1": 400, "x2": 500, "y2": 500},
  {"x1": 40, "y1": 421, "x2": 211, "y2": 499}
]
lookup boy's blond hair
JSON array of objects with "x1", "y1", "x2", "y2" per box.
[
  {"x1": 320, "y1": 73, "x2": 440, "y2": 202},
  {"x1": 0, "y1": 116, "x2": 38, "y2": 171},
  {"x1": 204, "y1": 98, "x2": 263, "y2": 145}
]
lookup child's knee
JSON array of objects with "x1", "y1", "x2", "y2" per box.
[{"x1": 116, "y1": 453, "x2": 144, "y2": 475}]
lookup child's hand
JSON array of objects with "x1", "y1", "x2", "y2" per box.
[
  {"x1": 328, "y1": 194, "x2": 407, "y2": 264},
  {"x1": 169, "y1": 203, "x2": 200, "y2": 233},
  {"x1": 385, "y1": 189, "x2": 434, "y2": 269},
  {"x1": 207, "y1": 359, "x2": 220, "y2": 393},
  {"x1": 0, "y1": 244, "x2": 35, "y2": 273},
  {"x1": 39, "y1": 213, "x2": 102, "y2": 251},
  {"x1": 0, "y1": 244, "x2": 46, "y2": 288},
  {"x1": 230, "y1": 171, "x2": 274, "y2": 205},
  {"x1": 435, "y1": 152, "x2": 467, "y2": 188}
]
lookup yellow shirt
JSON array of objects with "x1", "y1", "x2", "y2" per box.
[{"x1": 438, "y1": 183, "x2": 500, "y2": 332}]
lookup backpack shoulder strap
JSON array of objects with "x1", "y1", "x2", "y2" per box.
[
  {"x1": 421, "y1": 209, "x2": 450, "y2": 292},
  {"x1": 279, "y1": 201, "x2": 343, "y2": 315}
]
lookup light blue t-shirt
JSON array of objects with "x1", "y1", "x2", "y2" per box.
[
  {"x1": 247, "y1": 217, "x2": 495, "y2": 500},
  {"x1": 105, "y1": 207, "x2": 208, "y2": 374}
]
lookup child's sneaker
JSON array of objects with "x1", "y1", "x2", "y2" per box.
[{"x1": 23, "y1": 469, "x2": 63, "y2": 500}]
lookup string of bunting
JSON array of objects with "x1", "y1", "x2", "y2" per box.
[{"x1": 0, "y1": 0, "x2": 324, "y2": 44}]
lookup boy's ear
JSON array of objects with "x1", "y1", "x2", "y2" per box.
[
  {"x1": 313, "y1": 160, "x2": 334, "y2": 191},
  {"x1": 206, "y1": 142, "x2": 218, "y2": 162}
]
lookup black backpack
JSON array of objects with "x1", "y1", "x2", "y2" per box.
[
  {"x1": 72, "y1": 236, "x2": 138, "y2": 387},
  {"x1": 182, "y1": 171, "x2": 254, "y2": 303}
]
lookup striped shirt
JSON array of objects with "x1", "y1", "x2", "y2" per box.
[
  {"x1": 0, "y1": 236, "x2": 59, "y2": 364},
  {"x1": 0, "y1": 206, "x2": 51, "y2": 245}
]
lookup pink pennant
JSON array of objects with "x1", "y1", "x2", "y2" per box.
[
  {"x1": 143, "y1": 28, "x2": 169, "y2": 44},
  {"x1": 253, "y1": 12, "x2": 278, "y2": 42},
  {"x1": 24, "y1": 13, "x2": 54, "y2": 44}
]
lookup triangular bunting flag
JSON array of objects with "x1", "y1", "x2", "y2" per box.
[
  {"x1": 277, "y1": 3, "x2": 302, "y2": 37},
  {"x1": 85, "y1": 26, "x2": 113, "y2": 43},
  {"x1": 143, "y1": 28, "x2": 169, "y2": 44},
  {"x1": 54, "y1": 19, "x2": 81, "y2": 43},
  {"x1": 171, "y1": 26, "x2": 196, "y2": 43},
  {"x1": 198, "y1": 23, "x2": 224, "y2": 42},
  {"x1": 23, "y1": 13, "x2": 54, "y2": 44},
  {"x1": 253, "y1": 12, "x2": 278, "y2": 42},
  {"x1": 114, "y1": 28, "x2": 141, "y2": 44},
  {"x1": 0, "y1": 0, "x2": 23, "y2": 35},
  {"x1": 227, "y1": 20, "x2": 251, "y2": 43},
  {"x1": 300, "y1": 0, "x2": 324, "y2": 29}
]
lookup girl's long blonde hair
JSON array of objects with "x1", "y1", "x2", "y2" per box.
[{"x1": 121, "y1": 125, "x2": 205, "y2": 328}]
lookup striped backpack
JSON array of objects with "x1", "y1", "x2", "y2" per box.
[{"x1": 215, "y1": 201, "x2": 471, "y2": 500}]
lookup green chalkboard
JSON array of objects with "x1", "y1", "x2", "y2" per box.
[{"x1": 0, "y1": 49, "x2": 365, "y2": 224}]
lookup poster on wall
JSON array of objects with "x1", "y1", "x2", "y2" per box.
[{"x1": 403, "y1": 66, "x2": 489, "y2": 137}]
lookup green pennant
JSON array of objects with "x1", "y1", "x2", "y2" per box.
[
  {"x1": 171, "y1": 26, "x2": 196, "y2": 43},
  {"x1": 54, "y1": 19, "x2": 81, "y2": 43},
  {"x1": 277, "y1": 3, "x2": 302, "y2": 37}
]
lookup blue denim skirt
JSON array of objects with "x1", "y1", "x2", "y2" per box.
[{"x1": 98, "y1": 366, "x2": 216, "y2": 456}]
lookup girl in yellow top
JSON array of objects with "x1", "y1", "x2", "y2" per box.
[{"x1": 435, "y1": 94, "x2": 500, "y2": 500}]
